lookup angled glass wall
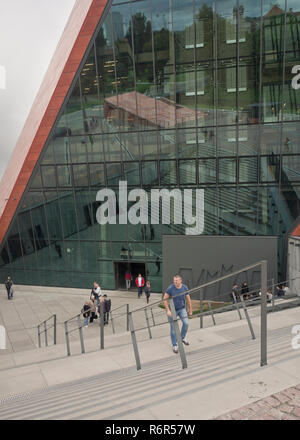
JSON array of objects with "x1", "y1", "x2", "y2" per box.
[{"x1": 1, "y1": 0, "x2": 300, "y2": 291}]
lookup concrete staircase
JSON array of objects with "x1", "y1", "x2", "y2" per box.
[{"x1": 1, "y1": 303, "x2": 300, "y2": 420}]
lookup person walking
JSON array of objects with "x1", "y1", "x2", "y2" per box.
[
  {"x1": 82, "y1": 299, "x2": 93, "y2": 328},
  {"x1": 135, "y1": 274, "x2": 145, "y2": 298},
  {"x1": 125, "y1": 270, "x2": 132, "y2": 290},
  {"x1": 91, "y1": 281, "x2": 101, "y2": 305},
  {"x1": 89, "y1": 294, "x2": 97, "y2": 324},
  {"x1": 5, "y1": 277, "x2": 13, "y2": 300},
  {"x1": 241, "y1": 281, "x2": 250, "y2": 300},
  {"x1": 144, "y1": 281, "x2": 151, "y2": 304},
  {"x1": 163, "y1": 274, "x2": 193, "y2": 354},
  {"x1": 103, "y1": 294, "x2": 111, "y2": 325}
]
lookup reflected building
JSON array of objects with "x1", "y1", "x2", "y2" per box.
[{"x1": 0, "y1": 0, "x2": 300, "y2": 292}]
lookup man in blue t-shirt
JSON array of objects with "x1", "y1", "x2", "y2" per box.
[{"x1": 163, "y1": 274, "x2": 193, "y2": 353}]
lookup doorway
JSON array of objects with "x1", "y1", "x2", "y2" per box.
[{"x1": 114, "y1": 262, "x2": 146, "y2": 290}]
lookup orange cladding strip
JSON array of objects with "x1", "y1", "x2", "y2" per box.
[{"x1": 0, "y1": 0, "x2": 109, "y2": 244}]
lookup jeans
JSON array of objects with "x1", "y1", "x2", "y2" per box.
[
  {"x1": 126, "y1": 280, "x2": 131, "y2": 290},
  {"x1": 168, "y1": 308, "x2": 189, "y2": 347},
  {"x1": 84, "y1": 316, "x2": 89, "y2": 326}
]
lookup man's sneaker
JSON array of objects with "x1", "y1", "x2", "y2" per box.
[
  {"x1": 172, "y1": 345, "x2": 178, "y2": 354},
  {"x1": 182, "y1": 338, "x2": 190, "y2": 346}
]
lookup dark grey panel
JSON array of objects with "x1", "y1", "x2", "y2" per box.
[{"x1": 163, "y1": 236, "x2": 277, "y2": 301}]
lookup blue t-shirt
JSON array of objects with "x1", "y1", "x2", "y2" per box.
[{"x1": 166, "y1": 283, "x2": 188, "y2": 311}]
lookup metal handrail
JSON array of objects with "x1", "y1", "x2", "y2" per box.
[{"x1": 37, "y1": 314, "x2": 57, "y2": 348}]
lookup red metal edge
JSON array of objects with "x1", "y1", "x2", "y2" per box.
[
  {"x1": 291, "y1": 225, "x2": 300, "y2": 236},
  {"x1": 0, "y1": 0, "x2": 109, "y2": 245}
]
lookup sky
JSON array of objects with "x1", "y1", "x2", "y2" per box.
[{"x1": 0, "y1": 0, "x2": 76, "y2": 180}]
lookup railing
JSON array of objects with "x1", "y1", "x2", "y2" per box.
[
  {"x1": 37, "y1": 314, "x2": 57, "y2": 348},
  {"x1": 37, "y1": 268, "x2": 300, "y2": 373}
]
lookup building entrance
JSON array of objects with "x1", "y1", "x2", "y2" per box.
[{"x1": 114, "y1": 262, "x2": 146, "y2": 290}]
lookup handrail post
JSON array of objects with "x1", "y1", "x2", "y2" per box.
[
  {"x1": 200, "y1": 288, "x2": 203, "y2": 329},
  {"x1": 64, "y1": 322, "x2": 71, "y2": 357},
  {"x1": 144, "y1": 308, "x2": 152, "y2": 339},
  {"x1": 53, "y1": 314, "x2": 57, "y2": 345},
  {"x1": 261, "y1": 260, "x2": 268, "y2": 366},
  {"x1": 128, "y1": 312, "x2": 141, "y2": 370},
  {"x1": 240, "y1": 295, "x2": 256, "y2": 340},
  {"x1": 38, "y1": 325, "x2": 41, "y2": 348},
  {"x1": 151, "y1": 308, "x2": 156, "y2": 326},
  {"x1": 78, "y1": 315, "x2": 85, "y2": 354},
  {"x1": 271, "y1": 278, "x2": 275, "y2": 312},
  {"x1": 44, "y1": 321, "x2": 48, "y2": 347},
  {"x1": 169, "y1": 298, "x2": 187, "y2": 369},
  {"x1": 110, "y1": 311, "x2": 115, "y2": 334},
  {"x1": 232, "y1": 291, "x2": 243, "y2": 320},
  {"x1": 208, "y1": 301, "x2": 216, "y2": 326},
  {"x1": 100, "y1": 301, "x2": 104, "y2": 350},
  {"x1": 126, "y1": 304, "x2": 130, "y2": 332}
]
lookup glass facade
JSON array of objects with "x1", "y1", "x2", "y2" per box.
[{"x1": 1, "y1": 0, "x2": 300, "y2": 291}]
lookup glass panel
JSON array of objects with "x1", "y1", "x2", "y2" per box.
[
  {"x1": 160, "y1": 160, "x2": 177, "y2": 185},
  {"x1": 53, "y1": 136, "x2": 71, "y2": 164},
  {"x1": 30, "y1": 168, "x2": 43, "y2": 189},
  {"x1": 260, "y1": 155, "x2": 280, "y2": 182},
  {"x1": 219, "y1": 158, "x2": 237, "y2": 183},
  {"x1": 86, "y1": 135, "x2": 105, "y2": 162},
  {"x1": 140, "y1": 131, "x2": 158, "y2": 159},
  {"x1": 142, "y1": 161, "x2": 158, "y2": 185},
  {"x1": 199, "y1": 159, "x2": 216, "y2": 183},
  {"x1": 65, "y1": 80, "x2": 84, "y2": 135},
  {"x1": 179, "y1": 159, "x2": 196, "y2": 184},
  {"x1": 80, "y1": 45, "x2": 99, "y2": 135},
  {"x1": 73, "y1": 164, "x2": 88, "y2": 187},
  {"x1": 96, "y1": 13, "x2": 118, "y2": 134},
  {"x1": 89, "y1": 163, "x2": 105, "y2": 187},
  {"x1": 69, "y1": 136, "x2": 87, "y2": 163},
  {"x1": 282, "y1": 156, "x2": 300, "y2": 182},
  {"x1": 178, "y1": 128, "x2": 197, "y2": 158},
  {"x1": 41, "y1": 166, "x2": 57, "y2": 188},
  {"x1": 124, "y1": 162, "x2": 140, "y2": 186},
  {"x1": 158, "y1": 129, "x2": 176, "y2": 158},
  {"x1": 106, "y1": 163, "x2": 122, "y2": 186},
  {"x1": 239, "y1": 157, "x2": 258, "y2": 183},
  {"x1": 218, "y1": 187, "x2": 237, "y2": 235},
  {"x1": 217, "y1": 126, "x2": 237, "y2": 156},
  {"x1": 260, "y1": 124, "x2": 282, "y2": 154},
  {"x1": 103, "y1": 133, "x2": 122, "y2": 161},
  {"x1": 237, "y1": 186, "x2": 258, "y2": 234},
  {"x1": 57, "y1": 165, "x2": 72, "y2": 187}
]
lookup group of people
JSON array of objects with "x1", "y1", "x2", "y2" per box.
[
  {"x1": 125, "y1": 270, "x2": 151, "y2": 303},
  {"x1": 82, "y1": 282, "x2": 111, "y2": 328},
  {"x1": 232, "y1": 282, "x2": 291, "y2": 302}
]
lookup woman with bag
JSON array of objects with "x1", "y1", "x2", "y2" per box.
[{"x1": 82, "y1": 299, "x2": 93, "y2": 328}]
